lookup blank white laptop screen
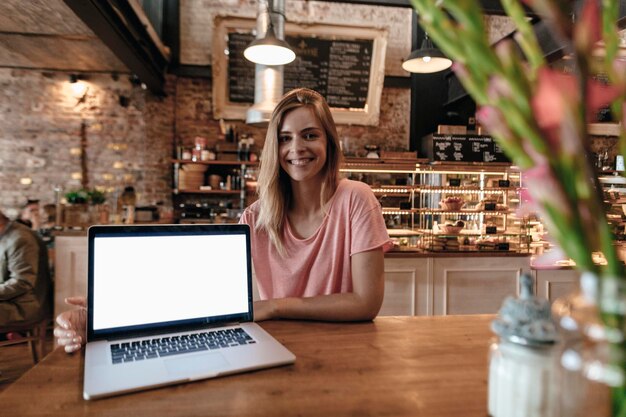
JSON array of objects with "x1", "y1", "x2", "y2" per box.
[{"x1": 92, "y1": 234, "x2": 249, "y2": 331}]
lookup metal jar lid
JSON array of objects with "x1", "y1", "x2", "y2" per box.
[{"x1": 491, "y1": 273, "x2": 558, "y2": 346}]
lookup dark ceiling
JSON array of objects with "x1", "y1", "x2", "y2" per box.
[{"x1": 0, "y1": 0, "x2": 128, "y2": 73}]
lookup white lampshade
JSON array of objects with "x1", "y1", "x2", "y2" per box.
[
  {"x1": 402, "y1": 36, "x2": 452, "y2": 74},
  {"x1": 244, "y1": 24, "x2": 295, "y2": 66}
]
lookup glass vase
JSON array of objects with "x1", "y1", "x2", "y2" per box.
[{"x1": 552, "y1": 272, "x2": 621, "y2": 417}]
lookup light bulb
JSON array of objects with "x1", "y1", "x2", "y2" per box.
[
  {"x1": 244, "y1": 44, "x2": 295, "y2": 66},
  {"x1": 70, "y1": 81, "x2": 87, "y2": 98}
]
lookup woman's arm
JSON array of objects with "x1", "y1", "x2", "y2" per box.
[
  {"x1": 253, "y1": 247, "x2": 385, "y2": 322},
  {"x1": 54, "y1": 249, "x2": 385, "y2": 352}
]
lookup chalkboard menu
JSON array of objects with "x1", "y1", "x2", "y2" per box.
[
  {"x1": 426, "y1": 134, "x2": 510, "y2": 163},
  {"x1": 227, "y1": 32, "x2": 372, "y2": 109},
  {"x1": 227, "y1": 33, "x2": 256, "y2": 103}
]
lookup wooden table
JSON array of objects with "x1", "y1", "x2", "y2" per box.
[{"x1": 0, "y1": 315, "x2": 494, "y2": 417}]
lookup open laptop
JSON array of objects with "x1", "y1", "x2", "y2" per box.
[{"x1": 83, "y1": 224, "x2": 295, "y2": 400}]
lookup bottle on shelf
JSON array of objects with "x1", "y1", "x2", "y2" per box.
[
  {"x1": 248, "y1": 136, "x2": 257, "y2": 162},
  {"x1": 238, "y1": 135, "x2": 250, "y2": 161}
]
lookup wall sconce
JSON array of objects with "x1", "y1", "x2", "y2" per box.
[
  {"x1": 128, "y1": 75, "x2": 147, "y2": 90},
  {"x1": 68, "y1": 74, "x2": 88, "y2": 98}
]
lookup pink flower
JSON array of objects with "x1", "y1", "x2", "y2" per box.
[
  {"x1": 532, "y1": 68, "x2": 622, "y2": 131},
  {"x1": 532, "y1": 245, "x2": 569, "y2": 270},
  {"x1": 516, "y1": 187, "x2": 538, "y2": 218},
  {"x1": 476, "y1": 106, "x2": 513, "y2": 138},
  {"x1": 523, "y1": 163, "x2": 571, "y2": 220},
  {"x1": 451, "y1": 62, "x2": 468, "y2": 79},
  {"x1": 574, "y1": 0, "x2": 602, "y2": 52},
  {"x1": 532, "y1": 69, "x2": 576, "y2": 130},
  {"x1": 487, "y1": 74, "x2": 514, "y2": 101},
  {"x1": 611, "y1": 58, "x2": 626, "y2": 89}
]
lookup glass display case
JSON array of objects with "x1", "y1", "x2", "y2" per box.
[
  {"x1": 599, "y1": 172, "x2": 626, "y2": 244},
  {"x1": 340, "y1": 159, "x2": 544, "y2": 253}
]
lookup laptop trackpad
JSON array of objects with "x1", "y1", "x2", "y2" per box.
[{"x1": 164, "y1": 353, "x2": 229, "y2": 378}]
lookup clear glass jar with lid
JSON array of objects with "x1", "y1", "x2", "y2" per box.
[
  {"x1": 488, "y1": 273, "x2": 559, "y2": 417},
  {"x1": 551, "y1": 272, "x2": 614, "y2": 417}
]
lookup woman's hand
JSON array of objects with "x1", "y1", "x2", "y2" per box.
[
  {"x1": 53, "y1": 296, "x2": 87, "y2": 353},
  {"x1": 253, "y1": 300, "x2": 276, "y2": 322}
]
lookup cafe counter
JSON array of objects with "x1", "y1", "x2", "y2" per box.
[{"x1": 54, "y1": 235, "x2": 570, "y2": 321}]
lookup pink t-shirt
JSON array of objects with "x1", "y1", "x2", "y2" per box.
[{"x1": 240, "y1": 179, "x2": 393, "y2": 300}]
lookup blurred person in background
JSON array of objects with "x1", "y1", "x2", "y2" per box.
[
  {"x1": 0, "y1": 208, "x2": 50, "y2": 332},
  {"x1": 17, "y1": 199, "x2": 41, "y2": 230}
]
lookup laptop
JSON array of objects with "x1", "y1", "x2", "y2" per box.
[{"x1": 83, "y1": 224, "x2": 295, "y2": 400}]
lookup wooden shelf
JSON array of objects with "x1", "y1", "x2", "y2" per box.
[
  {"x1": 174, "y1": 189, "x2": 241, "y2": 195},
  {"x1": 588, "y1": 122, "x2": 622, "y2": 137},
  {"x1": 417, "y1": 186, "x2": 513, "y2": 193},
  {"x1": 173, "y1": 159, "x2": 258, "y2": 166},
  {"x1": 417, "y1": 209, "x2": 511, "y2": 215}
]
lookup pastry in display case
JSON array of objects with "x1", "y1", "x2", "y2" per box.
[
  {"x1": 416, "y1": 164, "x2": 530, "y2": 252},
  {"x1": 340, "y1": 159, "x2": 544, "y2": 253},
  {"x1": 599, "y1": 174, "x2": 626, "y2": 249}
]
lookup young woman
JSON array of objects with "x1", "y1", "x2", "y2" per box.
[{"x1": 55, "y1": 88, "x2": 392, "y2": 352}]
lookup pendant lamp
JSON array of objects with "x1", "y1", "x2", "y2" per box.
[
  {"x1": 402, "y1": 33, "x2": 452, "y2": 74},
  {"x1": 244, "y1": 5, "x2": 295, "y2": 66}
]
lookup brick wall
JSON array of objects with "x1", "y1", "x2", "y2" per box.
[
  {"x1": 0, "y1": 67, "x2": 410, "y2": 216},
  {"x1": 0, "y1": 1, "x2": 417, "y2": 215},
  {"x1": 0, "y1": 69, "x2": 174, "y2": 215}
]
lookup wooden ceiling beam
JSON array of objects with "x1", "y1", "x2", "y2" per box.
[{"x1": 62, "y1": 0, "x2": 169, "y2": 95}]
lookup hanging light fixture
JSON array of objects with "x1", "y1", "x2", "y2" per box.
[
  {"x1": 243, "y1": 1, "x2": 295, "y2": 66},
  {"x1": 246, "y1": 0, "x2": 290, "y2": 125},
  {"x1": 402, "y1": 32, "x2": 452, "y2": 74}
]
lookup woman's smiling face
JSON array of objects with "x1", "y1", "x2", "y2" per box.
[{"x1": 278, "y1": 106, "x2": 328, "y2": 185}]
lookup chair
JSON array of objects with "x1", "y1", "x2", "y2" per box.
[{"x1": 0, "y1": 316, "x2": 49, "y2": 364}]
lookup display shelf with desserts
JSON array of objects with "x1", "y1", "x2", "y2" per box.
[
  {"x1": 415, "y1": 164, "x2": 533, "y2": 253},
  {"x1": 600, "y1": 175, "x2": 626, "y2": 243},
  {"x1": 340, "y1": 159, "x2": 544, "y2": 253}
]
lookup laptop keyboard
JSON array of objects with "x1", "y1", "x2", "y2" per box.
[{"x1": 110, "y1": 327, "x2": 255, "y2": 364}]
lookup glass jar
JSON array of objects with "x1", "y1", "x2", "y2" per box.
[
  {"x1": 488, "y1": 340, "x2": 558, "y2": 417},
  {"x1": 191, "y1": 144, "x2": 202, "y2": 162},
  {"x1": 552, "y1": 272, "x2": 616, "y2": 417},
  {"x1": 488, "y1": 273, "x2": 560, "y2": 417}
]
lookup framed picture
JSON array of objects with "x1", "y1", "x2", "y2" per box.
[{"x1": 212, "y1": 16, "x2": 387, "y2": 125}]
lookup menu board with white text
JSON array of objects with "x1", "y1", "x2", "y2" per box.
[{"x1": 227, "y1": 32, "x2": 372, "y2": 109}]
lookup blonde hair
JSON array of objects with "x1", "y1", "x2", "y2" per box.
[{"x1": 255, "y1": 88, "x2": 342, "y2": 256}]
